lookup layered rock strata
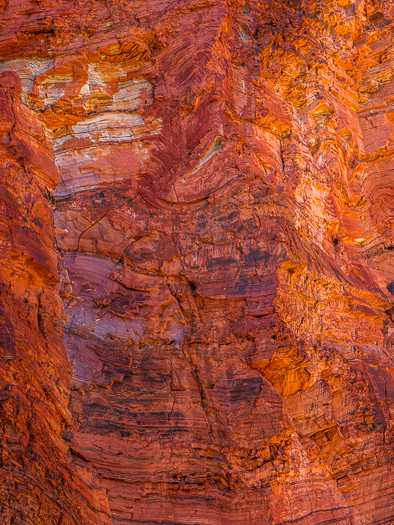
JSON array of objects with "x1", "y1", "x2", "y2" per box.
[
  {"x1": 1, "y1": 0, "x2": 394, "y2": 524},
  {"x1": 0, "y1": 72, "x2": 110, "y2": 524}
]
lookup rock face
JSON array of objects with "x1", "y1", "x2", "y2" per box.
[
  {"x1": 2, "y1": 0, "x2": 394, "y2": 523},
  {"x1": 0, "y1": 72, "x2": 110, "y2": 524}
]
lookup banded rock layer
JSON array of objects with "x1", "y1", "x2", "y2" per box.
[{"x1": 1, "y1": 0, "x2": 394, "y2": 524}]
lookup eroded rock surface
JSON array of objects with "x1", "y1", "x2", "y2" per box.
[{"x1": 1, "y1": 0, "x2": 394, "y2": 523}]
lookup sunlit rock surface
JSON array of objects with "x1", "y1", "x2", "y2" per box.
[{"x1": 1, "y1": 0, "x2": 394, "y2": 523}]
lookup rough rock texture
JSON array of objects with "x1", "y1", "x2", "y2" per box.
[
  {"x1": 0, "y1": 72, "x2": 110, "y2": 523},
  {"x1": 2, "y1": 0, "x2": 394, "y2": 523}
]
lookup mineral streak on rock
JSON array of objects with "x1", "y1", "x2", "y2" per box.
[{"x1": 1, "y1": 0, "x2": 394, "y2": 523}]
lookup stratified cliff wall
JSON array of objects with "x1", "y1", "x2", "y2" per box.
[
  {"x1": 0, "y1": 72, "x2": 111, "y2": 523},
  {"x1": 1, "y1": 0, "x2": 394, "y2": 524}
]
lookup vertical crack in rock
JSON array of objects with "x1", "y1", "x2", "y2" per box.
[{"x1": 1, "y1": 0, "x2": 394, "y2": 524}]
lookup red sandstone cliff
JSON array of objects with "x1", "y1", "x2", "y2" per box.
[{"x1": 1, "y1": 0, "x2": 394, "y2": 523}]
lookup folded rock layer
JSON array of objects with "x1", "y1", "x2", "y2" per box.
[{"x1": 1, "y1": 0, "x2": 394, "y2": 524}]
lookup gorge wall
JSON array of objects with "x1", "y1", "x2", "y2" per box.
[{"x1": 1, "y1": 0, "x2": 394, "y2": 523}]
